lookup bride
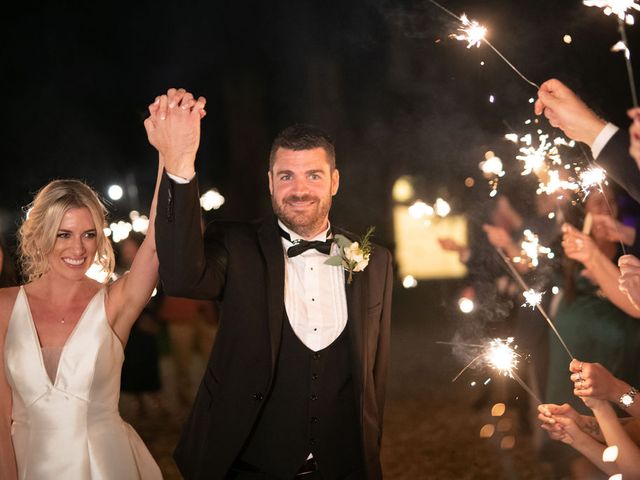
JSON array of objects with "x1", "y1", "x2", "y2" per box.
[
  {"x1": 0, "y1": 89, "x2": 204, "y2": 479},
  {"x1": 0, "y1": 175, "x2": 162, "y2": 479}
]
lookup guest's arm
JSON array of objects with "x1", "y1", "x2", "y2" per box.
[
  {"x1": 630, "y1": 108, "x2": 640, "y2": 165},
  {"x1": 589, "y1": 399, "x2": 640, "y2": 478},
  {"x1": 562, "y1": 223, "x2": 640, "y2": 317},
  {"x1": 570, "y1": 359, "x2": 640, "y2": 419},
  {"x1": 0, "y1": 289, "x2": 17, "y2": 480},
  {"x1": 535, "y1": 78, "x2": 640, "y2": 203},
  {"x1": 538, "y1": 403, "x2": 613, "y2": 475},
  {"x1": 591, "y1": 214, "x2": 636, "y2": 247},
  {"x1": 619, "y1": 255, "x2": 640, "y2": 310}
]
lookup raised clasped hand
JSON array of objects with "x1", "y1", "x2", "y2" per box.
[{"x1": 144, "y1": 87, "x2": 207, "y2": 179}]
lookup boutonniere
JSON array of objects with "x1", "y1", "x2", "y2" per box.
[{"x1": 324, "y1": 226, "x2": 375, "y2": 284}]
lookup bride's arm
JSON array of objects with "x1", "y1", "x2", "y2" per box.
[
  {"x1": 0, "y1": 289, "x2": 17, "y2": 480},
  {"x1": 107, "y1": 162, "x2": 161, "y2": 343}
]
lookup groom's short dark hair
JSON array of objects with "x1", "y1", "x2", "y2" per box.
[{"x1": 269, "y1": 124, "x2": 336, "y2": 171}]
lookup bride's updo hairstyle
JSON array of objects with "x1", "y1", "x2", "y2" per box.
[{"x1": 17, "y1": 179, "x2": 115, "y2": 282}]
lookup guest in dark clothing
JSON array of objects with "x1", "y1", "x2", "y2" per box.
[
  {"x1": 534, "y1": 78, "x2": 640, "y2": 203},
  {"x1": 0, "y1": 237, "x2": 17, "y2": 288}
]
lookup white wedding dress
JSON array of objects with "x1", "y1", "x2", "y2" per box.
[{"x1": 4, "y1": 286, "x2": 162, "y2": 479}]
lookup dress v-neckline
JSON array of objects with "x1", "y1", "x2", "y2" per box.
[{"x1": 20, "y1": 286, "x2": 103, "y2": 387}]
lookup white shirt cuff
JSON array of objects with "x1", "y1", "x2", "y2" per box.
[
  {"x1": 166, "y1": 171, "x2": 196, "y2": 184},
  {"x1": 591, "y1": 123, "x2": 619, "y2": 159}
]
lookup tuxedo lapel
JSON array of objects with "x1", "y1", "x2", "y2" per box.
[
  {"x1": 257, "y1": 217, "x2": 285, "y2": 372},
  {"x1": 335, "y1": 226, "x2": 367, "y2": 398},
  {"x1": 347, "y1": 269, "x2": 367, "y2": 398}
]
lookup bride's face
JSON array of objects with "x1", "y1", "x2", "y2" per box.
[{"x1": 46, "y1": 207, "x2": 98, "y2": 281}]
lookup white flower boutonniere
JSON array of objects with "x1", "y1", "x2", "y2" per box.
[{"x1": 324, "y1": 226, "x2": 375, "y2": 284}]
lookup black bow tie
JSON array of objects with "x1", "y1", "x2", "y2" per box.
[{"x1": 279, "y1": 227, "x2": 333, "y2": 257}]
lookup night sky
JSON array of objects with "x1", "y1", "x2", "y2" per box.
[{"x1": 3, "y1": 0, "x2": 639, "y2": 248}]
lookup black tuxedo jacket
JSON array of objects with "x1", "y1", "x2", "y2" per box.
[
  {"x1": 596, "y1": 129, "x2": 640, "y2": 203},
  {"x1": 155, "y1": 174, "x2": 393, "y2": 480}
]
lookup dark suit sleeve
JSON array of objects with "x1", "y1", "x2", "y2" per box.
[
  {"x1": 155, "y1": 172, "x2": 228, "y2": 300},
  {"x1": 595, "y1": 129, "x2": 640, "y2": 204},
  {"x1": 373, "y1": 248, "x2": 393, "y2": 433}
]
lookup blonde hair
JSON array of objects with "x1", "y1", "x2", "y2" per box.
[{"x1": 17, "y1": 179, "x2": 115, "y2": 282}]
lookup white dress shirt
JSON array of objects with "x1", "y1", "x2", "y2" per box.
[
  {"x1": 592, "y1": 122, "x2": 619, "y2": 159},
  {"x1": 279, "y1": 221, "x2": 348, "y2": 352}
]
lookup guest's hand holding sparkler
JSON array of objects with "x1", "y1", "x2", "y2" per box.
[
  {"x1": 574, "y1": 390, "x2": 640, "y2": 478},
  {"x1": 538, "y1": 403, "x2": 623, "y2": 477},
  {"x1": 570, "y1": 359, "x2": 637, "y2": 413},
  {"x1": 534, "y1": 79, "x2": 607, "y2": 148},
  {"x1": 591, "y1": 214, "x2": 636, "y2": 246},
  {"x1": 482, "y1": 224, "x2": 528, "y2": 273},
  {"x1": 562, "y1": 223, "x2": 598, "y2": 266},
  {"x1": 619, "y1": 254, "x2": 640, "y2": 309},
  {"x1": 563, "y1": 223, "x2": 640, "y2": 316},
  {"x1": 630, "y1": 107, "x2": 640, "y2": 165},
  {"x1": 437, "y1": 237, "x2": 470, "y2": 264},
  {"x1": 539, "y1": 403, "x2": 606, "y2": 442}
]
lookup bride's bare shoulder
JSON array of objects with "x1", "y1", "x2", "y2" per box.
[{"x1": 0, "y1": 286, "x2": 21, "y2": 330}]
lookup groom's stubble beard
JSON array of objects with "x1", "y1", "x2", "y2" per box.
[{"x1": 272, "y1": 191, "x2": 333, "y2": 239}]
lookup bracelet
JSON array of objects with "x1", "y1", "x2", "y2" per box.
[{"x1": 619, "y1": 387, "x2": 638, "y2": 409}]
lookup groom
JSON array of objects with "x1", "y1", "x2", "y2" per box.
[{"x1": 146, "y1": 88, "x2": 393, "y2": 479}]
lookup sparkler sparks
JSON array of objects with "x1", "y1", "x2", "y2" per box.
[
  {"x1": 578, "y1": 167, "x2": 607, "y2": 195},
  {"x1": 425, "y1": 0, "x2": 539, "y2": 88},
  {"x1": 494, "y1": 247, "x2": 574, "y2": 359},
  {"x1": 583, "y1": 0, "x2": 639, "y2": 106},
  {"x1": 445, "y1": 337, "x2": 544, "y2": 404},
  {"x1": 584, "y1": 0, "x2": 640, "y2": 25},
  {"x1": 451, "y1": 14, "x2": 487, "y2": 48},
  {"x1": 522, "y1": 289, "x2": 544, "y2": 309},
  {"x1": 486, "y1": 337, "x2": 519, "y2": 377},
  {"x1": 516, "y1": 134, "x2": 562, "y2": 175},
  {"x1": 517, "y1": 229, "x2": 554, "y2": 268}
]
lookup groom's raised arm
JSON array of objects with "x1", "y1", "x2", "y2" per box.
[{"x1": 145, "y1": 88, "x2": 227, "y2": 300}]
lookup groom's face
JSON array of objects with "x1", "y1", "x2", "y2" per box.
[{"x1": 269, "y1": 147, "x2": 339, "y2": 239}]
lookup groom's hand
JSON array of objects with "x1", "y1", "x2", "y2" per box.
[{"x1": 144, "y1": 87, "x2": 207, "y2": 179}]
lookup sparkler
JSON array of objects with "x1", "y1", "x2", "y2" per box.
[
  {"x1": 522, "y1": 289, "x2": 544, "y2": 309},
  {"x1": 452, "y1": 14, "x2": 487, "y2": 48},
  {"x1": 479, "y1": 151, "x2": 505, "y2": 197},
  {"x1": 578, "y1": 167, "x2": 607, "y2": 195},
  {"x1": 494, "y1": 247, "x2": 574, "y2": 359},
  {"x1": 426, "y1": 0, "x2": 539, "y2": 89},
  {"x1": 505, "y1": 130, "x2": 585, "y2": 197},
  {"x1": 446, "y1": 337, "x2": 543, "y2": 404},
  {"x1": 584, "y1": 0, "x2": 639, "y2": 106},
  {"x1": 517, "y1": 229, "x2": 554, "y2": 268}
]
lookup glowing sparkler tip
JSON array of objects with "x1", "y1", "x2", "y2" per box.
[
  {"x1": 579, "y1": 167, "x2": 607, "y2": 194},
  {"x1": 522, "y1": 289, "x2": 544, "y2": 309},
  {"x1": 485, "y1": 338, "x2": 519, "y2": 377},
  {"x1": 583, "y1": 0, "x2": 640, "y2": 25},
  {"x1": 451, "y1": 13, "x2": 487, "y2": 48}
]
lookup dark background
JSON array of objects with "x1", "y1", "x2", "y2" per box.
[{"x1": 2, "y1": 0, "x2": 638, "y2": 247}]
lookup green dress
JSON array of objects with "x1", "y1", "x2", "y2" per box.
[{"x1": 545, "y1": 271, "x2": 640, "y2": 415}]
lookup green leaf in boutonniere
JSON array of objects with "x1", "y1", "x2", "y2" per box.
[{"x1": 324, "y1": 226, "x2": 375, "y2": 284}]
